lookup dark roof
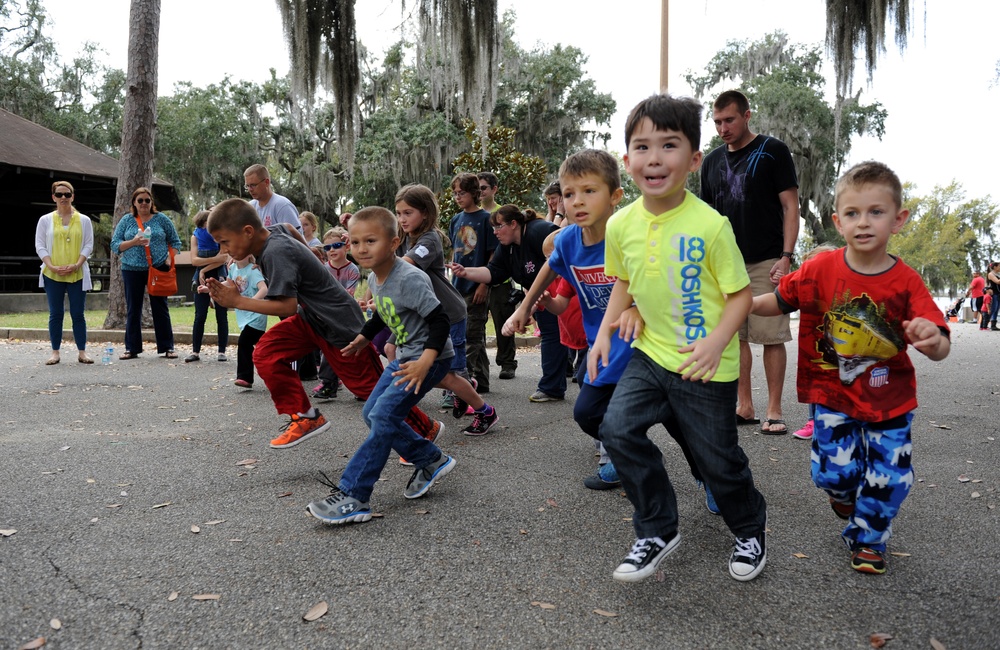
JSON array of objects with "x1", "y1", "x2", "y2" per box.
[{"x1": 0, "y1": 108, "x2": 183, "y2": 215}]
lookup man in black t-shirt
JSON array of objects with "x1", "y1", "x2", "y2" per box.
[{"x1": 701, "y1": 90, "x2": 800, "y2": 435}]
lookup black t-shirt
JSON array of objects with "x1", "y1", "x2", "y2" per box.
[
  {"x1": 700, "y1": 134, "x2": 798, "y2": 264},
  {"x1": 487, "y1": 219, "x2": 558, "y2": 287}
]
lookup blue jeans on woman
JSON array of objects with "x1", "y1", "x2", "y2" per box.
[
  {"x1": 43, "y1": 276, "x2": 87, "y2": 351},
  {"x1": 990, "y1": 294, "x2": 999, "y2": 328},
  {"x1": 534, "y1": 308, "x2": 567, "y2": 398},
  {"x1": 122, "y1": 268, "x2": 174, "y2": 354},
  {"x1": 599, "y1": 349, "x2": 766, "y2": 540},
  {"x1": 338, "y1": 356, "x2": 452, "y2": 503}
]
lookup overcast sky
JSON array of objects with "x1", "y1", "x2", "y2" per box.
[{"x1": 41, "y1": 0, "x2": 998, "y2": 204}]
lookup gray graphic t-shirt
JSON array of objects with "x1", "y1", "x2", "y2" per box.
[{"x1": 370, "y1": 258, "x2": 454, "y2": 363}]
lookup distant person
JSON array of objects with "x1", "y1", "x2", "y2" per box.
[
  {"x1": 478, "y1": 171, "x2": 518, "y2": 380},
  {"x1": 590, "y1": 94, "x2": 768, "y2": 584},
  {"x1": 204, "y1": 199, "x2": 442, "y2": 449},
  {"x1": 306, "y1": 207, "x2": 458, "y2": 525},
  {"x1": 701, "y1": 89, "x2": 800, "y2": 435},
  {"x1": 448, "y1": 173, "x2": 497, "y2": 393},
  {"x1": 243, "y1": 164, "x2": 299, "y2": 231},
  {"x1": 35, "y1": 181, "x2": 94, "y2": 365},
  {"x1": 981, "y1": 288, "x2": 993, "y2": 330},
  {"x1": 986, "y1": 262, "x2": 1000, "y2": 330},
  {"x1": 186, "y1": 210, "x2": 229, "y2": 363},
  {"x1": 966, "y1": 270, "x2": 986, "y2": 326},
  {"x1": 312, "y1": 226, "x2": 361, "y2": 401},
  {"x1": 752, "y1": 161, "x2": 950, "y2": 574},
  {"x1": 299, "y1": 211, "x2": 323, "y2": 247},
  {"x1": 226, "y1": 253, "x2": 268, "y2": 389},
  {"x1": 111, "y1": 187, "x2": 182, "y2": 360},
  {"x1": 542, "y1": 181, "x2": 565, "y2": 227}
]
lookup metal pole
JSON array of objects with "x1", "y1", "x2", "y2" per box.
[{"x1": 660, "y1": 0, "x2": 669, "y2": 91}]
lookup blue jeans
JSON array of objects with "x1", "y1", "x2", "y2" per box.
[
  {"x1": 339, "y1": 356, "x2": 452, "y2": 503},
  {"x1": 990, "y1": 294, "x2": 999, "y2": 326},
  {"x1": 122, "y1": 269, "x2": 174, "y2": 354},
  {"x1": 449, "y1": 320, "x2": 468, "y2": 374},
  {"x1": 191, "y1": 264, "x2": 228, "y2": 353},
  {"x1": 534, "y1": 308, "x2": 567, "y2": 398},
  {"x1": 600, "y1": 350, "x2": 766, "y2": 539},
  {"x1": 43, "y1": 276, "x2": 87, "y2": 351}
]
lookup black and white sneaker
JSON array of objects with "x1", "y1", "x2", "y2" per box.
[
  {"x1": 612, "y1": 533, "x2": 681, "y2": 582},
  {"x1": 729, "y1": 528, "x2": 767, "y2": 581},
  {"x1": 463, "y1": 406, "x2": 498, "y2": 436}
]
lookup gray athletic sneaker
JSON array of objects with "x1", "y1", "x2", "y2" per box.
[
  {"x1": 403, "y1": 454, "x2": 456, "y2": 499},
  {"x1": 306, "y1": 488, "x2": 372, "y2": 525}
]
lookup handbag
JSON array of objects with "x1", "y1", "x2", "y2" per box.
[{"x1": 139, "y1": 217, "x2": 178, "y2": 297}]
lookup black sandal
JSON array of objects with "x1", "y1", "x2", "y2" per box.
[
  {"x1": 119, "y1": 352, "x2": 140, "y2": 360},
  {"x1": 164, "y1": 350, "x2": 178, "y2": 359}
]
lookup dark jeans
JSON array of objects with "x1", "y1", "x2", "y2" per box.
[
  {"x1": 488, "y1": 282, "x2": 517, "y2": 371},
  {"x1": 600, "y1": 350, "x2": 766, "y2": 540},
  {"x1": 990, "y1": 295, "x2": 999, "y2": 326},
  {"x1": 43, "y1": 276, "x2": 87, "y2": 351},
  {"x1": 122, "y1": 268, "x2": 174, "y2": 354},
  {"x1": 236, "y1": 325, "x2": 265, "y2": 384},
  {"x1": 534, "y1": 308, "x2": 567, "y2": 398},
  {"x1": 191, "y1": 286, "x2": 229, "y2": 354},
  {"x1": 464, "y1": 291, "x2": 490, "y2": 390}
]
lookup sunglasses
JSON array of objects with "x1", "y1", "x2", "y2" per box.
[
  {"x1": 136, "y1": 198, "x2": 152, "y2": 204},
  {"x1": 323, "y1": 242, "x2": 347, "y2": 250},
  {"x1": 54, "y1": 192, "x2": 73, "y2": 198}
]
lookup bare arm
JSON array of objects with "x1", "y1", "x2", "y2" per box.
[
  {"x1": 206, "y1": 277, "x2": 297, "y2": 317},
  {"x1": 751, "y1": 292, "x2": 783, "y2": 316},
  {"x1": 769, "y1": 187, "x2": 800, "y2": 283},
  {"x1": 503, "y1": 262, "x2": 557, "y2": 334}
]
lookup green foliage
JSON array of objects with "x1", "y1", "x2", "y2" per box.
[{"x1": 449, "y1": 120, "x2": 547, "y2": 223}]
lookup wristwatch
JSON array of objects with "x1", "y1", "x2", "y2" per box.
[{"x1": 780, "y1": 251, "x2": 795, "y2": 262}]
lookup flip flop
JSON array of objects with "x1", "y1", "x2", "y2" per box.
[
  {"x1": 762, "y1": 418, "x2": 788, "y2": 435},
  {"x1": 736, "y1": 414, "x2": 761, "y2": 425},
  {"x1": 45, "y1": 357, "x2": 60, "y2": 365}
]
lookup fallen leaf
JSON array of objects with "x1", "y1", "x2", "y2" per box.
[
  {"x1": 519, "y1": 529, "x2": 528, "y2": 535},
  {"x1": 90, "y1": 518, "x2": 98, "y2": 523},
  {"x1": 530, "y1": 601, "x2": 556, "y2": 610},
  {"x1": 415, "y1": 509, "x2": 430, "y2": 515},
  {"x1": 889, "y1": 552, "x2": 911, "y2": 557},
  {"x1": 546, "y1": 498, "x2": 559, "y2": 508},
  {"x1": 190, "y1": 525, "x2": 201, "y2": 534},
  {"x1": 203, "y1": 520, "x2": 225, "y2": 526},
  {"x1": 18, "y1": 637, "x2": 45, "y2": 649},
  {"x1": 593, "y1": 608, "x2": 618, "y2": 618},
  {"x1": 791, "y1": 552, "x2": 809, "y2": 559},
  {"x1": 0, "y1": 529, "x2": 16, "y2": 537},
  {"x1": 86, "y1": 479, "x2": 95, "y2": 484},
  {"x1": 168, "y1": 592, "x2": 179, "y2": 601},
  {"x1": 537, "y1": 507, "x2": 545, "y2": 512},
  {"x1": 869, "y1": 632, "x2": 893, "y2": 648},
  {"x1": 49, "y1": 619, "x2": 61, "y2": 630},
  {"x1": 931, "y1": 424, "x2": 951, "y2": 430},
  {"x1": 59, "y1": 446, "x2": 70, "y2": 452},
  {"x1": 116, "y1": 483, "x2": 131, "y2": 487},
  {"x1": 151, "y1": 502, "x2": 172, "y2": 509},
  {"x1": 929, "y1": 638, "x2": 947, "y2": 650},
  {"x1": 957, "y1": 475, "x2": 971, "y2": 483},
  {"x1": 157, "y1": 405, "x2": 176, "y2": 409},
  {"x1": 303, "y1": 601, "x2": 328, "y2": 621},
  {"x1": 192, "y1": 594, "x2": 221, "y2": 601},
  {"x1": 105, "y1": 504, "x2": 122, "y2": 509},
  {"x1": 655, "y1": 570, "x2": 666, "y2": 582},
  {"x1": 235, "y1": 458, "x2": 257, "y2": 466},
  {"x1": 371, "y1": 513, "x2": 384, "y2": 518},
  {"x1": 972, "y1": 479, "x2": 983, "y2": 484},
  {"x1": 971, "y1": 492, "x2": 982, "y2": 499},
  {"x1": 173, "y1": 417, "x2": 195, "y2": 422},
  {"x1": 277, "y1": 492, "x2": 293, "y2": 498},
  {"x1": 228, "y1": 538, "x2": 243, "y2": 542}
]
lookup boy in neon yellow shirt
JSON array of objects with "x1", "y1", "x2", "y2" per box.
[{"x1": 590, "y1": 94, "x2": 768, "y2": 583}]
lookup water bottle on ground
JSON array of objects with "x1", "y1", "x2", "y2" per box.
[{"x1": 102, "y1": 346, "x2": 113, "y2": 365}]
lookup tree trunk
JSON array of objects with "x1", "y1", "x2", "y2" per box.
[{"x1": 104, "y1": 0, "x2": 161, "y2": 329}]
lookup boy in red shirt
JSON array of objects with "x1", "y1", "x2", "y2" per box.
[{"x1": 752, "y1": 161, "x2": 950, "y2": 574}]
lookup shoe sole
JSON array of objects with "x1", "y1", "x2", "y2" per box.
[
  {"x1": 851, "y1": 560, "x2": 887, "y2": 574},
  {"x1": 529, "y1": 395, "x2": 563, "y2": 403},
  {"x1": 312, "y1": 394, "x2": 338, "y2": 402},
  {"x1": 613, "y1": 534, "x2": 681, "y2": 582},
  {"x1": 463, "y1": 414, "x2": 499, "y2": 436},
  {"x1": 269, "y1": 420, "x2": 331, "y2": 449},
  {"x1": 306, "y1": 504, "x2": 372, "y2": 525},
  {"x1": 791, "y1": 432, "x2": 813, "y2": 439},
  {"x1": 404, "y1": 456, "x2": 456, "y2": 499}
]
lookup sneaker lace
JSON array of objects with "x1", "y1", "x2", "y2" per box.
[
  {"x1": 469, "y1": 412, "x2": 486, "y2": 429},
  {"x1": 315, "y1": 470, "x2": 340, "y2": 493},
  {"x1": 625, "y1": 538, "x2": 657, "y2": 563},
  {"x1": 733, "y1": 536, "x2": 761, "y2": 560}
]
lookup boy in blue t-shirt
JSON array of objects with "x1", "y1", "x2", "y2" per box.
[
  {"x1": 590, "y1": 94, "x2": 767, "y2": 584},
  {"x1": 306, "y1": 207, "x2": 457, "y2": 524}
]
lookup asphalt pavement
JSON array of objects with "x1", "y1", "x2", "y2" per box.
[{"x1": 1, "y1": 324, "x2": 998, "y2": 649}]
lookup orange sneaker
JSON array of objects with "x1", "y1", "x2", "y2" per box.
[
  {"x1": 270, "y1": 412, "x2": 330, "y2": 449},
  {"x1": 399, "y1": 421, "x2": 444, "y2": 465}
]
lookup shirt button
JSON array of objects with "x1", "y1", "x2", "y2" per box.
[
  {"x1": 650, "y1": 241, "x2": 656, "y2": 246},
  {"x1": 651, "y1": 224, "x2": 658, "y2": 231},
  {"x1": 649, "y1": 256, "x2": 656, "y2": 263}
]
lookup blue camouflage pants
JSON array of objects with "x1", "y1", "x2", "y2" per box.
[{"x1": 811, "y1": 404, "x2": 914, "y2": 551}]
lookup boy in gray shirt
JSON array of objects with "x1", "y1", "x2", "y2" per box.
[{"x1": 307, "y1": 207, "x2": 457, "y2": 524}]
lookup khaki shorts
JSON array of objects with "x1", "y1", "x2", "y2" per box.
[{"x1": 740, "y1": 258, "x2": 792, "y2": 345}]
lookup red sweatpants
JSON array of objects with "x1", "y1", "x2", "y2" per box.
[{"x1": 252, "y1": 314, "x2": 435, "y2": 436}]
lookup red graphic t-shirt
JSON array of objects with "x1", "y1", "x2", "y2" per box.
[{"x1": 776, "y1": 249, "x2": 948, "y2": 422}]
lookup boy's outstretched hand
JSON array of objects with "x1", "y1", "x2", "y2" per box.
[
  {"x1": 205, "y1": 277, "x2": 240, "y2": 308},
  {"x1": 677, "y1": 336, "x2": 728, "y2": 383},
  {"x1": 393, "y1": 355, "x2": 432, "y2": 393},
  {"x1": 341, "y1": 334, "x2": 370, "y2": 357},
  {"x1": 903, "y1": 317, "x2": 950, "y2": 361}
]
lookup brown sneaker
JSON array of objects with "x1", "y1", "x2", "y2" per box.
[
  {"x1": 270, "y1": 412, "x2": 330, "y2": 449},
  {"x1": 829, "y1": 497, "x2": 855, "y2": 520}
]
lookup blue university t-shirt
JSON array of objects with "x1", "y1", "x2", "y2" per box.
[{"x1": 547, "y1": 224, "x2": 633, "y2": 386}]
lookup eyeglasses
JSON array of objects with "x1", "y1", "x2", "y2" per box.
[
  {"x1": 492, "y1": 221, "x2": 511, "y2": 232},
  {"x1": 479, "y1": 185, "x2": 490, "y2": 192},
  {"x1": 453, "y1": 190, "x2": 469, "y2": 198},
  {"x1": 244, "y1": 180, "x2": 266, "y2": 191},
  {"x1": 323, "y1": 242, "x2": 347, "y2": 250},
  {"x1": 53, "y1": 192, "x2": 73, "y2": 198},
  {"x1": 136, "y1": 198, "x2": 152, "y2": 204}
]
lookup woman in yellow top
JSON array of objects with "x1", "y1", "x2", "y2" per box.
[{"x1": 34, "y1": 181, "x2": 95, "y2": 365}]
